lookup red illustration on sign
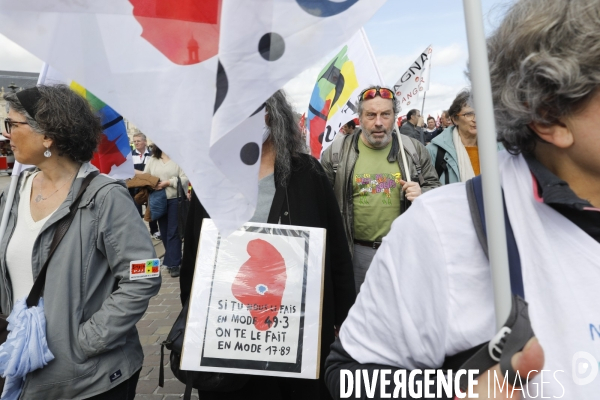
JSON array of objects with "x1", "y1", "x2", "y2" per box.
[
  {"x1": 131, "y1": 263, "x2": 145, "y2": 274},
  {"x1": 129, "y1": 0, "x2": 222, "y2": 65},
  {"x1": 231, "y1": 239, "x2": 287, "y2": 331}
]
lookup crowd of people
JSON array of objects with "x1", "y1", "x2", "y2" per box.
[{"x1": 0, "y1": 0, "x2": 598, "y2": 398}]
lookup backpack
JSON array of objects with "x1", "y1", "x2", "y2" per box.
[{"x1": 434, "y1": 147, "x2": 450, "y2": 185}]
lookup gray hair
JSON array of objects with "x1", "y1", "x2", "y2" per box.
[
  {"x1": 487, "y1": 0, "x2": 600, "y2": 154},
  {"x1": 4, "y1": 93, "x2": 43, "y2": 134},
  {"x1": 357, "y1": 85, "x2": 400, "y2": 121},
  {"x1": 133, "y1": 132, "x2": 147, "y2": 141},
  {"x1": 4, "y1": 85, "x2": 102, "y2": 162},
  {"x1": 265, "y1": 90, "x2": 305, "y2": 187}
]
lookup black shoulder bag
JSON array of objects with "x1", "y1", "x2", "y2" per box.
[{"x1": 159, "y1": 300, "x2": 250, "y2": 400}]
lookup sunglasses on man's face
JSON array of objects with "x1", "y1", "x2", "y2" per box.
[
  {"x1": 3, "y1": 118, "x2": 29, "y2": 134},
  {"x1": 359, "y1": 87, "x2": 396, "y2": 102}
]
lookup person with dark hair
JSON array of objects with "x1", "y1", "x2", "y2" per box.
[
  {"x1": 0, "y1": 85, "x2": 159, "y2": 399},
  {"x1": 399, "y1": 108, "x2": 425, "y2": 144},
  {"x1": 426, "y1": 90, "x2": 493, "y2": 185},
  {"x1": 144, "y1": 144, "x2": 188, "y2": 277},
  {"x1": 340, "y1": 120, "x2": 356, "y2": 136},
  {"x1": 180, "y1": 89, "x2": 356, "y2": 400},
  {"x1": 321, "y1": 85, "x2": 440, "y2": 292},
  {"x1": 325, "y1": 0, "x2": 600, "y2": 397}
]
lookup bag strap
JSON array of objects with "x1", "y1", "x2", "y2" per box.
[
  {"x1": 330, "y1": 131, "x2": 348, "y2": 174},
  {"x1": 466, "y1": 175, "x2": 524, "y2": 298},
  {"x1": 176, "y1": 177, "x2": 186, "y2": 199},
  {"x1": 434, "y1": 147, "x2": 449, "y2": 185},
  {"x1": 458, "y1": 175, "x2": 533, "y2": 391},
  {"x1": 25, "y1": 171, "x2": 99, "y2": 308},
  {"x1": 399, "y1": 135, "x2": 425, "y2": 186}
]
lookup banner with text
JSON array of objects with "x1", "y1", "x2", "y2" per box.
[{"x1": 392, "y1": 45, "x2": 433, "y2": 114}]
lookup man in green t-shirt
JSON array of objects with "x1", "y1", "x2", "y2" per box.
[{"x1": 321, "y1": 86, "x2": 441, "y2": 292}]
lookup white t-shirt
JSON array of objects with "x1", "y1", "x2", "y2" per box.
[
  {"x1": 6, "y1": 172, "x2": 57, "y2": 304},
  {"x1": 340, "y1": 152, "x2": 600, "y2": 398}
]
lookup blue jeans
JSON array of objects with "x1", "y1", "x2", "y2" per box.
[{"x1": 158, "y1": 198, "x2": 182, "y2": 268}]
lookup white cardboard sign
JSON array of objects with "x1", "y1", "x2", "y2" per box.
[{"x1": 180, "y1": 220, "x2": 326, "y2": 379}]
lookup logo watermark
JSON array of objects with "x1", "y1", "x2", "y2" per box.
[{"x1": 572, "y1": 351, "x2": 599, "y2": 386}]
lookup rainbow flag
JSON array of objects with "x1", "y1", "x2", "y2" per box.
[
  {"x1": 306, "y1": 29, "x2": 381, "y2": 159},
  {"x1": 69, "y1": 82, "x2": 134, "y2": 179},
  {"x1": 42, "y1": 66, "x2": 134, "y2": 179}
]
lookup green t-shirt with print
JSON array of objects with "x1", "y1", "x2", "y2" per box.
[{"x1": 353, "y1": 138, "x2": 402, "y2": 242}]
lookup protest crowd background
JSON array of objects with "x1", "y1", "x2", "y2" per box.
[{"x1": 0, "y1": 0, "x2": 599, "y2": 399}]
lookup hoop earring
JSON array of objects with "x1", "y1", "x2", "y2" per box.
[{"x1": 44, "y1": 147, "x2": 51, "y2": 158}]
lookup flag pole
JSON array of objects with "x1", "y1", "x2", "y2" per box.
[
  {"x1": 362, "y1": 27, "x2": 413, "y2": 183},
  {"x1": 463, "y1": 0, "x2": 511, "y2": 328},
  {"x1": 420, "y1": 91, "x2": 427, "y2": 116},
  {"x1": 0, "y1": 63, "x2": 48, "y2": 246}
]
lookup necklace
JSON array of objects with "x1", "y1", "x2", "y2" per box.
[{"x1": 34, "y1": 170, "x2": 77, "y2": 203}]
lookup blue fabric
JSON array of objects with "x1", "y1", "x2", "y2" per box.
[
  {"x1": 427, "y1": 126, "x2": 460, "y2": 184},
  {"x1": 471, "y1": 175, "x2": 525, "y2": 298},
  {"x1": 0, "y1": 298, "x2": 54, "y2": 400},
  {"x1": 149, "y1": 189, "x2": 167, "y2": 221},
  {"x1": 158, "y1": 198, "x2": 182, "y2": 268},
  {"x1": 427, "y1": 127, "x2": 506, "y2": 185}
]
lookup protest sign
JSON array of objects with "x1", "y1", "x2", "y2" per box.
[{"x1": 180, "y1": 220, "x2": 326, "y2": 379}]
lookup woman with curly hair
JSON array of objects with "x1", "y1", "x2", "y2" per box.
[{"x1": 0, "y1": 85, "x2": 160, "y2": 399}]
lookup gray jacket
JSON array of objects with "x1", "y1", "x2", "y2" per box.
[
  {"x1": 399, "y1": 121, "x2": 425, "y2": 145},
  {"x1": 321, "y1": 131, "x2": 441, "y2": 254},
  {"x1": 0, "y1": 163, "x2": 160, "y2": 399}
]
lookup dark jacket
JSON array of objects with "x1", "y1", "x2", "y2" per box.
[
  {"x1": 320, "y1": 131, "x2": 441, "y2": 254},
  {"x1": 423, "y1": 127, "x2": 443, "y2": 143},
  {"x1": 180, "y1": 153, "x2": 356, "y2": 400},
  {"x1": 399, "y1": 121, "x2": 424, "y2": 144}
]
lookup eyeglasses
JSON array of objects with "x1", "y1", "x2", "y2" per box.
[
  {"x1": 457, "y1": 112, "x2": 476, "y2": 121},
  {"x1": 359, "y1": 87, "x2": 396, "y2": 102},
  {"x1": 3, "y1": 118, "x2": 29, "y2": 134}
]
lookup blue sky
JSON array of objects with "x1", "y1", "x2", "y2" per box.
[
  {"x1": 0, "y1": 0, "x2": 516, "y2": 117},
  {"x1": 283, "y1": 0, "x2": 516, "y2": 117}
]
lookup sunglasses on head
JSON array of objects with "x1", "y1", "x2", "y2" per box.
[{"x1": 359, "y1": 87, "x2": 396, "y2": 102}]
